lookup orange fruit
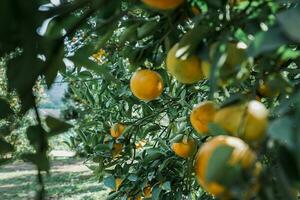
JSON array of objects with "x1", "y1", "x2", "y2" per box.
[
  {"x1": 115, "y1": 178, "x2": 123, "y2": 191},
  {"x1": 257, "y1": 80, "x2": 279, "y2": 97},
  {"x1": 166, "y1": 43, "x2": 209, "y2": 84},
  {"x1": 143, "y1": 185, "x2": 152, "y2": 198},
  {"x1": 113, "y1": 143, "x2": 123, "y2": 156},
  {"x1": 110, "y1": 123, "x2": 125, "y2": 138},
  {"x1": 228, "y1": 0, "x2": 247, "y2": 6},
  {"x1": 190, "y1": 101, "x2": 217, "y2": 134},
  {"x1": 128, "y1": 194, "x2": 142, "y2": 200},
  {"x1": 135, "y1": 140, "x2": 147, "y2": 149},
  {"x1": 194, "y1": 135, "x2": 256, "y2": 197},
  {"x1": 214, "y1": 100, "x2": 268, "y2": 142},
  {"x1": 171, "y1": 136, "x2": 196, "y2": 158},
  {"x1": 191, "y1": 6, "x2": 201, "y2": 15},
  {"x1": 142, "y1": 0, "x2": 184, "y2": 10},
  {"x1": 130, "y1": 69, "x2": 163, "y2": 101}
]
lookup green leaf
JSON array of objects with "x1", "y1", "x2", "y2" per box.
[
  {"x1": 44, "y1": 48, "x2": 65, "y2": 87},
  {"x1": 277, "y1": 6, "x2": 300, "y2": 43},
  {"x1": 206, "y1": 0, "x2": 224, "y2": 8},
  {"x1": 205, "y1": 145, "x2": 234, "y2": 182},
  {"x1": 94, "y1": 144, "x2": 111, "y2": 152},
  {"x1": 161, "y1": 181, "x2": 171, "y2": 191},
  {"x1": 107, "y1": 191, "x2": 121, "y2": 200},
  {"x1": 26, "y1": 125, "x2": 45, "y2": 147},
  {"x1": 0, "y1": 98, "x2": 13, "y2": 119},
  {"x1": 0, "y1": 125, "x2": 11, "y2": 137},
  {"x1": 119, "y1": 24, "x2": 139, "y2": 44},
  {"x1": 268, "y1": 116, "x2": 295, "y2": 149},
  {"x1": 247, "y1": 26, "x2": 290, "y2": 57},
  {"x1": 152, "y1": 184, "x2": 162, "y2": 200},
  {"x1": 45, "y1": 116, "x2": 73, "y2": 137},
  {"x1": 22, "y1": 152, "x2": 50, "y2": 171},
  {"x1": 103, "y1": 176, "x2": 116, "y2": 190},
  {"x1": 128, "y1": 174, "x2": 138, "y2": 182},
  {"x1": 208, "y1": 123, "x2": 228, "y2": 136},
  {"x1": 0, "y1": 138, "x2": 13, "y2": 154},
  {"x1": 70, "y1": 54, "x2": 118, "y2": 84},
  {"x1": 178, "y1": 24, "x2": 209, "y2": 59},
  {"x1": 143, "y1": 149, "x2": 166, "y2": 164},
  {"x1": 137, "y1": 21, "x2": 158, "y2": 38},
  {"x1": 144, "y1": 124, "x2": 161, "y2": 134}
]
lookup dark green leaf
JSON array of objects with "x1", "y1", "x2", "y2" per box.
[
  {"x1": 161, "y1": 181, "x2": 171, "y2": 191},
  {"x1": 0, "y1": 138, "x2": 13, "y2": 154},
  {"x1": 103, "y1": 176, "x2": 116, "y2": 190},
  {"x1": 268, "y1": 116, "x2": 294, "y2": 149},
  {"x1": 128, "y1": 174, "x2": 138, "y2": 182},
  {"x1": 152, "y1": 184, "x2": 162, "y2": 200},
  {"x1": 205, "y1": 145, "x2": 234, "y2": 182},
  {"x1": 0, "y1": 98, "x2": 13, "y2": 119},
  {"x1": 247, "y1": 26, "x2": 290, "y2": 57},
  {"x1": 208, "y1": 123, "x2": 228, "y2": 136},
  {"x1": 45, "y1": 116, "x2": 72, "y2": 136},
  {"x1": 277, "y1": 6, "x2": 300, "y2": 43},
  {"x1": 26, "y1": 125, "x2": 45, "y2": 147},
  {"x1": 22, "y1": 153, "x2": 50, "y2": 171},
  {"x1": 0, "y1": 125, "x2": 11, "y2": 137}
]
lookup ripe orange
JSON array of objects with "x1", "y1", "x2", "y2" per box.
[
  {"x1": 130, "y1": 69, "x2": 163, "y2": 101},
  {"x1": 110, "y1": 123, "x2": 125, "y2": 138},
  {"x1": 115, "y1": 178, "x2": 123, "y2": 191},
  {"x1": 228, "y1": 0, "x2": 247, "y2": 6},
  {"x1": 190, "y1": 101, "x2": 217, "y2": 134},
  {"x1": 143, "y1": 185, "x2": 152, "y2": 198},
  {"x1": 142, "y1": 0, "x2": 184, "y2": 10},
  {"x1": 257, "y1": 80, "x2": 279, "y2": 97},
  {"x1": 214, "y1": 100, "x2": 268, "y2": 142},
  {"x1": 113, "y1": 143, "x2": 123, "y2": 156},
  {"x1": 194, "y1": 135, "x2": 256, "y2": 197},
  {"x1": 191, "y1": 6, "x2": 201, "y2": 15},
  {"x1": 128, "y1": 194, "x2": 142, "y2": 200},
  {"x1": 171, "y1": 136, "x2": 196, "y2": 158},
  {"x1": 135, "y1": 140, "x2": 147, "y2": 149},
  {"x1": 166, "y1": 43, "x2": 208, "y2": 84}
]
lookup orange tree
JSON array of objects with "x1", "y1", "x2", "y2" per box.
[{"x1": 1, "y1": 0, "x2": 300, "y2": 199}]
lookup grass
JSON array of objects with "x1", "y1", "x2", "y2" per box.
[{"x1": 0, "y1": 157, "x2": 108, "y2": 200}]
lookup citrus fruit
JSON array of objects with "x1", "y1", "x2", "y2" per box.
[
  {"x1": 190, "y1": 101, "x2": 217, "y2": 134},
  {"x1": 130, "y1": 69, "x2": 163, "y2": 101},
  {"x1": 143, "y1": 185, "x2": 152, "y2": 198},
  {"x1": 171, "y1": 136, "x2": 196, "y2": 158},
  {"x1": 128, "y1": 194, "x2": 142, "y2": 200},
  {"x1": 113, "y1": 143, "x2": 123, "y2": 156},
  {"x1": 194, "y1": 135, "x2": 256, "y2": 197},
  {"x1": 191, "y1": 6, "x2": 201, "y2": 15},
  {"x1": 214, "y1": 100, "x2": 268, "y2": 142},
  {"x1": 115, "y1": 178, "x2": 123, "y2": 191},
  {"x1": 166, "y1": 43, "x2": 208, "y2": 84},
  {"x1": 228, "y1": 0, "x2": 247, "y2": 6},
  {"x1": 142, "y1": 0, "x2": 184, "y2": 10},
  {"x1": 135, "y1": 140, "x2": 147, "y2": 149},
  {"x1": 110, "y1": 123, "x2": 125, "y2": 138},
  {"x1": 257, "y1": 80, "x2": 279, "y2": 97}
]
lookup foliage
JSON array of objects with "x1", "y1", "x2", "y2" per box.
[{"x1": 1, "y1": 0, "x2": 300, "y2": 199}]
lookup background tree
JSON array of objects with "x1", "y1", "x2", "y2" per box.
[{"x1": 1, "y1": 0, "x2": 300, "y2": 199}]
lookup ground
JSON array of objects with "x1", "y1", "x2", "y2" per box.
[{"x1": 0, "y1": 151, "x2": 108, "y2": 200}]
